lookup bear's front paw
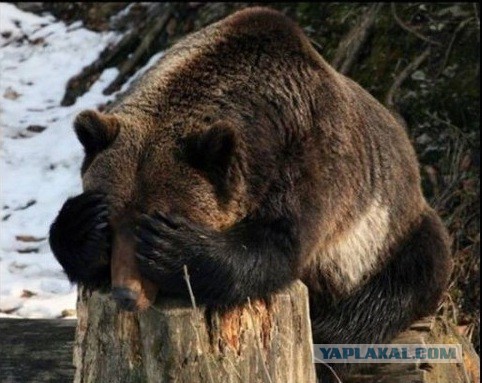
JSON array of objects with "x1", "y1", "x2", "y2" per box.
[
  {"x1": 135, "y1": 212, "x2": 217, "y2": 282},
  {"x1": 49, "y1": 191, "x2": 112, "y2": 284}
]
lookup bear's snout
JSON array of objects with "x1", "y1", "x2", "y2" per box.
[
  {"x1": 110, "y1": 215, "x2": 159, "y2": 311},
  {"x1": 112, "y1": 287, "x2": 139, "y2": 311}
]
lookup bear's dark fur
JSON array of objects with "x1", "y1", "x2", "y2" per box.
[{"x1": 50, "y1": 6, "x2": 452, "y2": 376}]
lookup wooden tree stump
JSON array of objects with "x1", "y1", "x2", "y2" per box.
[{"x1": 73, "y1": 281, "x2": 317, "y2": 383}]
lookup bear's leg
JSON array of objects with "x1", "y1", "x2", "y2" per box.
[
  {"x1": 311, "y1": 209, "x2": 452, "y2": 345},
  {"x1": 135, "y1": 212, "x2": 303, "y2": 307},
  {"x1": 49, "y1": 191, "x2": 112, "y2": 288},
  {"x1": 311, "y1": 210, "x2": 451, "y2": 383}
]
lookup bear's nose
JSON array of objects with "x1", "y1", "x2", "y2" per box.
[{"x1": 112, "y1": 287, "x2": 139, "y2": 311}]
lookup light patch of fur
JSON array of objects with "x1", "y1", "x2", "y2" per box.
[{"x1": 319, "y1": 199, "x2": 390, "y2": 294}]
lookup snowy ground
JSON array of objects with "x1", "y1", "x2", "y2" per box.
[{"x1": 0, "y1": 3, "x2": 142, "y2": 318}]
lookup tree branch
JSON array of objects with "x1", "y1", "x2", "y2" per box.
[
  {"x1": 385, "y1": 47, "x2": 431, "y2": 109},
  {"x1": 438, "y1": 17, "x2": 474, "y2": 76},
  {"x1": 332, "y1": 3, "x2": 384, "y2": 75},
  {"x1": 60, "y1": 30, "x2": 141, "y2": 106},
  {"x1": 103, "y1": 11, "x2": 173, "y2": 95},
  {"x1": 391, "y1": 3, "x2": 442, "y2": 47}
]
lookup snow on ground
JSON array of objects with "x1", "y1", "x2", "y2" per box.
[{"x1": 0, "y1": 3, "x2": 130, "y2": 319}]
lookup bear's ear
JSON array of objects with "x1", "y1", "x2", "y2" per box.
[
  {"x1": 74, "y1": 110, "x2": 120, "y2": 155},
  {"x1": 181, "y1": 121, "x2": 238, "y2": 198}
]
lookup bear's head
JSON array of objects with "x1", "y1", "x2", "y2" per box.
[
  {"x1": 74, "y1": 109, "x2": 248, "y2": 310},
  {"x1": 70, "y1": 6, "x2": 314, "y2": 311}
]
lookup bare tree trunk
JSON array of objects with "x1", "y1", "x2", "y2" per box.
[{"x1": 73, "y1": 281, "x2": 317, "y2": 383}]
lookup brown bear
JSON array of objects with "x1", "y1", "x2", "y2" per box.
[{"x1": 49, "y1": 4, "x2": 452, "y2": 367}]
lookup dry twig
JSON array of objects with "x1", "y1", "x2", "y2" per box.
[
  {"x1": 183, "y1": 264, "x2": 215, "y2": 383},
  {"x1": 438, "y1": 17, "x2": 475, "y2": 76},
  {"x1": 332, "y1": 3, "x2": 384, "y2": 75},
  {"x1": 385, "y1": 47, "x2": 431, "y2": 108}
]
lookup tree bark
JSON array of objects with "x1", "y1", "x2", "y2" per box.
[
  {"x1": 344, "y1": 316, "x2": 480, "y2": 383},
  {"x1": 73, "y1": 281, "x2": 317, "y2": 383}
]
